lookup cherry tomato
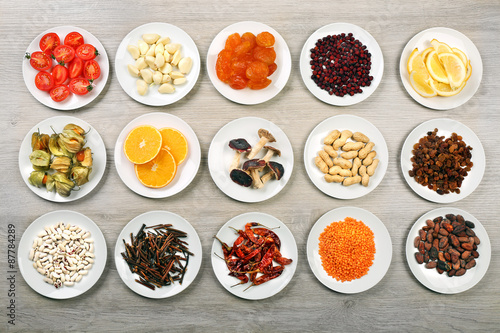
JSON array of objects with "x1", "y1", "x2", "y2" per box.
[
  {"x1": 68, "y1": 57, "x2": 84, "y2": 78},
  {"x1": 69, "y1": 78, "x2": 92, "y2": 95},
  {"x1": 27, "y1": 51, "x2": 52, "y2": 71},
  {"x1": 64, "y1": 32, "x2": 84, "y2": 49},
  {"x1": 76, "y1": 150, "x2": 85, "y2": 162},
  {"x1": 35, "y1": 72, "x2": 54, "y2": 91},
  {"x1": 39, "y1": 32, "x2": 60, "y2": 55},
  {"x1": 53, "y1": 45, "x2": 75, "y2": 64},
  {"x1": 83, "y1": 60, "x2": 101, "y2": 81},
  {"x1": 76, "y1": 44, "x2": 98, "y2": 61},
  {"x1": 52, "y1": 64, "x2": 68, "y2": 85},
  {"x1": 49, "y1": 85, "x2": 70, "y2": 102}
]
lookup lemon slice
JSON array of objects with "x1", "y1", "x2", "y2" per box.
[
  {"x1": 452, "y1": 47, "x2": 468, "y2": 67},
  {"x1": 428, "y1": 78, "x2": 465, "y2": 97},
  {"x1": 431, "y1": 39, "x2": 453, "y2": 54},
  {"x1": 407, "y1": 48, "x2": 428, "y2": 77},
  {"x1": 420, "y1": 47, "x2": 434, "y2": 62},
  {"x1": 409, "y1": 70, "x2": 437, "y2": 97},
  {"x1": 426, "y1": 50, "x2": 449, "y2": 84},
  {"x1": 438, "y1": 52, "x2": 467, "y2": 89}
]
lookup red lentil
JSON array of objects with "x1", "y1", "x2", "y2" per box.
[{"x1": 318, "y1": 217, "x2": 375, "y2": 282}]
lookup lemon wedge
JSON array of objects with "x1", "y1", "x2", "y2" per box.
[
  {"x1": 407, "y1": 48, "x2": 429, "y2": 78},
  {"x1": 431, "y1": 39, "x2": 453, "y2": 54},
  {"x1": 428, "y1": 78, "x2": 465, "y2": 97},
  {"x1": 409, "y1": 70, "x2": 437, "y2": 97},
  {"x1": 426, "y1": 50, "x2": 449, "y2": 84},
  {"x1": 438, "y1": 52, "x2": 467, "y2": 89}
]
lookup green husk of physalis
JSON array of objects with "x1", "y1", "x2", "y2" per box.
[
  {"x1": 50, "y1": 156, "x2": 72, "y2": 174},
  {"x1": 49, "y1": 134, "x2": 73, "y2": 157},
  {"x1": 31, "y1": 131, "x2": 50, "y2": 152},
  {"x1": 28, "y1": 171, "x2": 46, "y2": 188},
  {"x1": 29, "y1": 150, "x2": 51, "y2": 170},
  {"x1": 52, "y1": 172, "x2": 75, "y2": 197},
  {"x1": 63, "y1": 123, "x2": 86, "y2": 137},
  {"x1": 79, "y1": 147, "x2": 93, "y2": 167},
  {"x1": 45, "y1": 174, "x2": 55, "y2": 192},
  {"x1": 70, "y1": 166, "x2": 91, "y2": 186},
  {"x1": 58, "y1": 130, "x2": 85, "y2": 154}
]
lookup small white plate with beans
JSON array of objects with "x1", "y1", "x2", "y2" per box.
[
  {"x1": 405, "y1": 207, "x2": 491, "y2": 294},
  {"x1": 115, "y1": 22, "x2": 200, "y2": 106},
  {"x1": 299, "y1": 22, "x2": 384, "y2": 106},
  {"x1": 304, "y1": 114, "x2": 388, "y2": 199},
  {"x1": 18, "y1": 210, "x2": 107, "y2": 299},
  {"x1": 400, "y1": 118, "x2": 485, "y2": 203}
]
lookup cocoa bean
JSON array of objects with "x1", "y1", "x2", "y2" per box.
[
  {"x1": 426, "y1": 219, "x2": 435, "y2": 228},
  {"x1": 474, "y1": 236, "x2": 481, "y2": 245},
  {"x1": 452, "y1": 224, "x2": 466, "y2": 235},
  {"x1": 415, "y1": 252, "x2": 424, "y2": 264},
  {"x1": 457, "y1": 215, "x2": 465, "y2": 224},
  {"x1": 437, "y1": 260, "x2": 451, "y2": 271},
  {"x1": 452, "y1": 261, "x2": 461, "y2": 270},
  {"x1": 414, "y1": 236, "x2": 421, "y2": 248},
  {"x1": 460, "y1": 259, "x2": 466, "y2": 268},
  {"x1": 434, "y1": 223, "x2": 440, "y2": 234},
  {"x1": 425, "y1": 242, "x2": 432, "y2": 251},
  {"x1": 461, "y1": 242, "x2": 473, "y2": 251},
  {"x1": 461, "y1": 251, "x2": 471, "y2": 260},
  {"x1": 422, "y1": 225, "x2": 431, "y2": 231},
  {"x1": 429, "y1": 247, "x2": 439, "y2": 260},
  {"x1": 419, "y1": 229, "x2": 426, "y2": 241},
  {"x1": 439, "y1": 237, "x2": 448, "y2": 249},
  {"x1": 427, "y1": 232, "x2": 433, "y2": 243},
  {"x1": 438, "y1": 252, "x2": 445, "y2": 262},
  {"x1": 465, "y1": 220, "x2": 475, "y2": 228},
  {"x1": 455, "y1": 268, "x2": 466, "y2": 276},
  {"x1": 424, "y1": 252, "x2": 430, "y2": 263},
  {"x1": 457, "y1": 231, "x2": 467, "y2": 237},
  {"x1": 444, "y1": 252, "x2": 451, "y2": 261},
  {"x1": 447, "y1": 269, "x2": 456, "y2": 277},
  {"x1": 418, "y1": 242, "x2": 425, "y2": 254},
  {"x1": 472, "y1": 250, "x2": 479, "y2": 258},
  {"x1": 451, "y1": 253, "x2": 459, "y2": 264},
  {"x1": 433, "y1": 216, "x2": 443, "y2": 224},
  {"x1": 437, "y1": 268, "x2": 444, "y2": 274},
  {"x1": 458, "y1": 236, "x2": 469, "y2": 243},
  {"x1": 432, "y1": 239, "x2": 439, "y2": 249},
  {"x1": 439, "y1": 228, "x2": 449, "y2": 236},
  {"x1": 448, "y1": 248, "x2": 460, "y2": 257},
  {"x1": 465, "y1": 259, "x2": 476, "y2": 269},
  {"x1": 445, "y1": 214, "x2": 456, "y2": 221},
  {"x1": 466, "y1": 228, "x2": 476, "y2": 237},
  {"x1": 425, "y1": 261, "x2": 437, "y2": 269}
]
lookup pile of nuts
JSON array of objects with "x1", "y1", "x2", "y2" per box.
[
  {"x1": 414, "y1": 213, "x2": 480, "y2": 277},
  {"x1": 29, "y1": 222, "x2": 95, "y2": 288},
  {"x1": 409, "y1": 128, "x2": 473, "y2": 195},
  {"x1": 315, "y1": 129, "x2": 378, "y2": 186},
  {"x1": 127, "y1": 33, "x2": 193, "y2": 95}
]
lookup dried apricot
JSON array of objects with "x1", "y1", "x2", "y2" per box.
[
  {"x1": 253, "y1": 47, "x2": 276, "y2": 65},
  {"x1": 225, "y1": 33, "x2": 241, "y2": 51},
  {"x1": 247, "y1": 78, "x2": 272, "y2": 90},
  {"x1": 234, "y1": 40, "x2": 252, "y2": 57},
  {"x1": 216, "y1": 49, "x2": 233, "y2": 82},
  {"x1": 268, "y1": 63, "x2": 277, "y2": 76},
  {"x1": 228, "y1": 75, "x2": 248, "y2": 90},
  {"x1": 246, "y1": 61, "x2": 269, "y2": 81},
  {"x1": 256, "y1": 32, "x2": 275, "y2": 47},
  {"x1": 241, "y1": 32, "x2": 256, "y2": 49}
]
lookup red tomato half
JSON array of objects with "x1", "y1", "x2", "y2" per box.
[
  {"x1": 83, "y1": 60, "x2": 101, "y2": 80},
  {"x1": 35, "y1": 72, "x2": 54, "y2": 91},
  {"x1": 64, "y1": 32, "x2": 84, "y2": 49},
  {"x1": 27, "y1": 51, "x2": 52, "y2": 71},
  {"x1": 69, "y1": 78, "x2": 92, "y2": 95},
  {"x1": 52, "y1": 64, "x2": 68, "y2": 85},
  {"x1": 53, "y1": 45, "x2": 75, "y2": 64},
  {"x1": 50, "y1": 85, "x2": 70, "y2": 102},
  {"x1": 39, "y1": 32, "x2": 60, "y2": 55},
  {"x1": 68, "y1": 57, "x2": 83, "y2": 79},
  {"x1": 76, "y1": 44, "x2": 98, "y2": 61}
]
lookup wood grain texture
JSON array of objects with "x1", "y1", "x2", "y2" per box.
[{"x1": 1, "y1": 0, "x2": 500, "y2": 332}]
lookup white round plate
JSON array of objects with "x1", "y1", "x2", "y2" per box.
[
  {"x1": 206, "y1": 21, "x2": 292, "y2": 105},
  {"x1": 304, "y1": 114, "x2": 388, "y2": 199},
  {"x1": 405, "y1": 207, "x2": 491, "y2": 294},
  {"x1": 115, "y1": 22, "x2": 200, "y2": 106},
  {"x1": 208, "y1": 117, "x2": 293, "y2": 202},
  {"x1": 299, "y1": 23, "x2": 384, "y2": 106},
  {"x1": 401, "y1": 118, "x2": 485, "y2": 203},
  {"x1": 18, "y1": 210, "x2": 107, "y2": 299},
  {"x1": 22, "y1": 26, "x2": 109, "y2": 110},
  {"x1": 307, "y1": 207, "x2": 392, "y2": 294},
  {"x1": 399, "y1": 27, "x2": 482, "y2": 110},
  {"x1": 114, "y1": 210, "x2": 202, "y2": 298},
  {"x1": 18, "y1": 116, "x2": 106, "y2": 202},
  {"x1": 211, "y1": 212, "x2": 298, "y2": 300},
  {"x1": 114, "y1": 112, "x2": 201, "y2": 198}
]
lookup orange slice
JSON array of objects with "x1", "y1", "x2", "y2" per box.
[
  {"x1": 124, "y1": 125, "x2": 162, "y2": 164},
  {"x1": 135, "y1": 148, "x2": 177, "y2": 188},
  {"x1": 159, "y1": 127, "x2": 188, "y2": 165}
]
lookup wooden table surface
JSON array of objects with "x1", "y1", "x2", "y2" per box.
[{"x1": 2, "y1": 0, "x2": 499, "y2": 332}]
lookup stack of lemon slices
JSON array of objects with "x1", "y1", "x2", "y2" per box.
[{"x1": 407, "y1": 39, "x2": 472, "y2": 97}]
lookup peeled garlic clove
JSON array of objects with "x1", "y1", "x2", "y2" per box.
[
  {"x1": 158, "y1": 83, "x2": 175, "y2": 94},
  {"x1": 138, "y1": 40, "x2": 149, "y2": 55},
  {"x1": 146, "y1": 44, "x2": 156, "y2": 57},
  {"x1": 135, "y1": 57, "x2": 147, "y2": 70},
  {"x1": 136, "y1": 79, "x2": 148, "y2": 96},
  {"x1": 127, "y1": 64, "x2": 140, "y2": 77},
  {"x1": 153, "y1": 71, "x2": 163, "y2": 85},
  {"x1": 159, "y1": 62, "x2": 172, "y2": 75},
  {"x1": 161, "y1": 74, "x2": 171, "y2": 83},
  {"x1": 165, "y1": 43, "x2": 180, "y2": 54},
  {"x1": 157, "y1": 36, "x2": 170, "y2": 45},
  {"x1": 142, "y1": 33, "x2": 160, "y2": 44},
  {"x1": 154, "y1": 43, "x2": 164, "y2": 56},
  {"x1": 171, "y1": 50, "x2": 181, "y2": 66},
  {"x1": 140, "y1": 69, "x2": 153, "y2": 84},
  {"x1": 127, "y1": 45, "x2": 140, "y2": 59},
  {"x1": 169, "y1": 71, "x2": 184, "y2": 79},
  {"x1": 154, "y1": 53, "x2": 165, "y2": 69},
  {"x1": 178, "y1": 57, "x2": 193, "y2": 74},
  {"x1": 163, "y1": 51, "x2": 172, "y2": 63},
  {"x1": 173, "y1": 78, "x2": 187, "y2": 85},
  {"x1": 144, "y1": 56, "x2": 156, "y2": 69}
]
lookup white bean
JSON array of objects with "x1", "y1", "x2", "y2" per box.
[{"x1": 64, "y1": 281, "x2": 74, "y2": 287}]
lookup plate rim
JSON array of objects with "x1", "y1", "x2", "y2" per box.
[
  {"x1": 113, "y1": 210, "x2": 202, "y2": 299},
  {"x1": 210, "y1": 211, "x2": 298, "y2": 300},
  {"x1": 303, "y1": 114, "x2": 388, "y2": 199},
  {"x1": 207, "y1": 116, "x2": 294, "y2": 203},
  {"x1": 400, "y1": 117, "x2": 486, "y2": 203},
  {"x1": 114, "y1": 22, "x2": 201, "y2": 106},
  {"x1": 17, "y1": 210, "x2": 107, "y2": 299},
  {"x1": 405, "y1": 207, "x2": 491, "y2": 294},
  {"x1": 399, "y1": 26, "x2": 483, "y2": 110},
  {"x1": 206, "y1": 20, "x2": 292, "y2": 105},
  {"x1": 22, "y1": 25, "x2": 110, "y2": 111},
  {"x1": 306, "y1": 206, "x2": 392, "y2": 294},
  {"x1": 299, "y1": 22, "x2": 384, "y2": 106},
  {"x1": 18, "y1": 115, "x2": 107, "y2": 202},
  {"x1": 114, "y1": 112, "x2": 201, "y2": 198}
]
